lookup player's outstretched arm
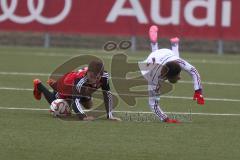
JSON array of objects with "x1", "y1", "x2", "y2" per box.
[
  {"x1": 193, "y1": 89, "x2": 205, "y2": 105},
  {"x1": 175, "y1": 59, "x2": 205, "y2": 105},
  {"x1": 101, "y1": 72, "x2": 121, "y2": 121},
  {"x1": 102, "y1": 90, "x2": 121, "y2": 122}
]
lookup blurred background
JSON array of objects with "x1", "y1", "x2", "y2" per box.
[{"x1": 0, "y1": 0, "x2": 239, "y2": 54}]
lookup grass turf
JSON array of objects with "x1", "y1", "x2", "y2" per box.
[{"x1": 0, "y1": 46, "x2": 240, "y2": 160}]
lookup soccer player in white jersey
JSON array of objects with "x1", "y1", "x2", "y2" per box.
[{"x1": 139, "y1": 25, "x2": 205, "y2": 123}]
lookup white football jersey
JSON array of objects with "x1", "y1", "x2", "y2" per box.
[{"x1": 139, "y1": 48, "x2": 202, "y2": 91}]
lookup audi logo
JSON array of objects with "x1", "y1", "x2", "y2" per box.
[{"x1": 0, "y1": 0, "x2": 72, "y2": 25}]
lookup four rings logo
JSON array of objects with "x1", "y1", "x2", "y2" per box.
[{"x1": 0, "y1": 0, "x2": 72, "y2": 25}]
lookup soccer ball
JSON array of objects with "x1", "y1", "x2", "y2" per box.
[{"x1": 50, "y1": 99, "x2": 71, "y2": 117}]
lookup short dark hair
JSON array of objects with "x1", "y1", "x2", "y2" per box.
[
  {"x1": 88, "y1": 60, "x2": 104, "y2": 76},
  {"x1": 164, "y1": 61, "x2": 181, "y2": 79}
]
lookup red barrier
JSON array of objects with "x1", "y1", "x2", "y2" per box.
[{"x1": 0, "y1": 0, "x2": 239, "y2": 40}]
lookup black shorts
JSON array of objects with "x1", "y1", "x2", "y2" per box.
[{"x1": 79, "y1": 96, "x2": 92, "y2": 102}]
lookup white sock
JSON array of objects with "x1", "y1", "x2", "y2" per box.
[
  {"x1": 171, "y1": 43, "x2": 180, "y2": 57},
  {"x1": 151, "y1": 42, "x2": 159, "y2": 52}
]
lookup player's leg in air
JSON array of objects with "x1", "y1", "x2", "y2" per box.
[
  {"x1": 149, "y1": 25, "x2": 180, "y2": 58},
  {"x1": 33, "y1": 79, "x2": 57, "y2": 104},
  {"x1": 149, "y1": 25, "x2": 159, "y2": 52},
  {"x1": 170, "y1": 37, "x2": 180, "y2": 58}
]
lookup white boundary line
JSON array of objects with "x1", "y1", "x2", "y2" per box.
[
  {"x1": 179, "y1": 80, "x2": 240, "y2": 87},
  {"x1": 0, "y1": 87, "x2": 33, "y2": 91},
  {"x1": 0, "y1": 86, "x2": 240, "y2": 102},
  {"x1": 161, "y1": 95, "x2": 240, "y2": 102},
  {"x1": 0, "y1": 107, "x2": 240, "y2": 116},
  {"x1": 187, "y1": 59, "x2": 240, "y2": 65},
  {"x1": 1, "y1": 71, "x2": 240, "y2": 87},
  {"x1": 0, "y1": 71, "x2": 49, "y2": 76},
  {"x1": 1, "y1": 51, "x2": 240, "y2": 64}
]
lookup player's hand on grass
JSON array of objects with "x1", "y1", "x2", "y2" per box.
[
  {"x1": 108, "y1": 116, "x2": 122, "y2": 122},
  {"x1": 193, "y1": 89, "x2": 205, "y2": 105},
  {"x1": 83, "y1": 116, "x2": 95, "y2": 121},
  {"x1": 78, "y1": 114, "x2": 95, "y2": 121}
]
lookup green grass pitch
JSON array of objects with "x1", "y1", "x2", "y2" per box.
[{"x1": 0, "y1": 46, "x2": 240, "y2": 160}]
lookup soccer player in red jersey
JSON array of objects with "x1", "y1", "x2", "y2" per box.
[{"x1": 33, "y1": 60, "x2": 120, "y2": 121}]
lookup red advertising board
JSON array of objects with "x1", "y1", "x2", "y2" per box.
[{"x1": 0, "y1": 0, "x2": 239, "y2": 40}]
